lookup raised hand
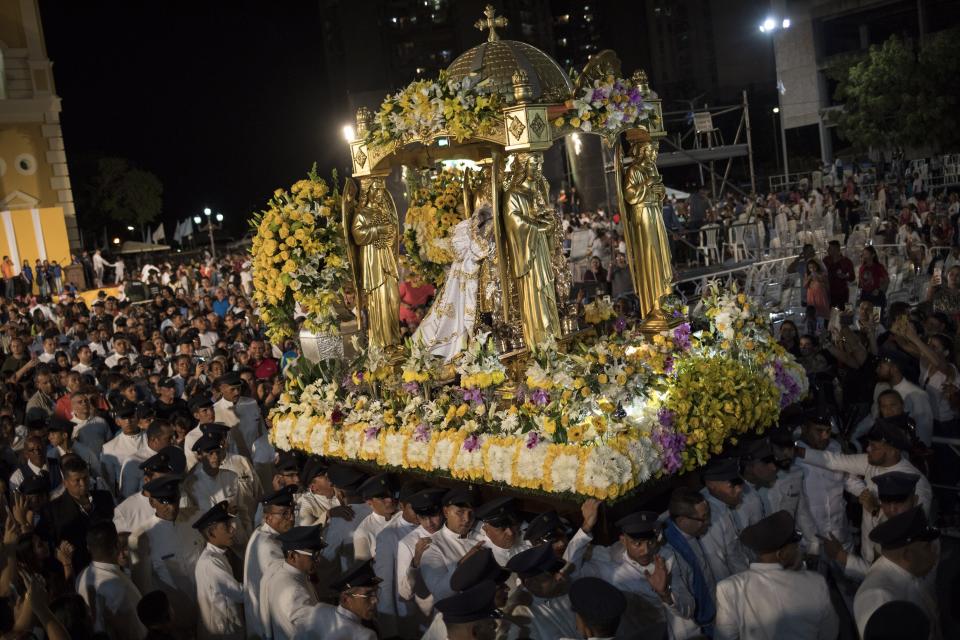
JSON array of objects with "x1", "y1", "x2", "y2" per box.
[
  {"x1": 412, "y1": 537, "x2": 433, "y2": 568},
  {"x1": 580, "y1": 498, "x2": 601, "y2": 534},
  {"x1": 643, "y1": 555, "x2": 670, "y2": 597}
]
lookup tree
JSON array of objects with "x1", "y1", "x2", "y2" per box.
[
  {"x1": 74, "y1": 157, "x2": 163, "y2": 230},
  {"x1": 827, "y1": 29, "x2": 960, "y2": 153}
]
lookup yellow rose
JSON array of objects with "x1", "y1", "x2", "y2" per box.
[{"x1": 597, "y1": 374, "x2": 608, "y2": 385}]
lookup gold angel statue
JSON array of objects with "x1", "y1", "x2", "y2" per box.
[{"x1": 343, "y1": 176, "x2": 402, "y2": 349}]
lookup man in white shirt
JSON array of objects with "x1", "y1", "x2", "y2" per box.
[
  {"x1": 183, "y1": 433, "x2": 249, "y2": 547},
  {"x1": 296, "y1": 456, "x2": 339, "y2": 527},
  {"x1": 104, "y1": 335, "x2": 135, "y2": 369},
  {"x1": 304, "y1": 559, "x2": 379, "y2": 640},
  {"x1": 420, "y1": 486, "x2": 484, "y2": 602},
  {"x1": 113, "y1": 446, "x2": 185, "y2": 535},
  {"x1": 877, "y1": 348, "x2": 934, "y2": 445},
  {"x1": 853, "y1": 507, "x2": 940, "y2": 639},
  {"x1": 796, "y1": 417, "x2": 933, "y2": 567},
  {"x1": 69, "y1": 392, "x2": 111, "y2": 455},
  {"x1": 213, "y1": 372, "x2": 262, "y2": 455},
  {"x1": 36, "y1": 335, "x2": 58, "y2": 364},
  {"x1": 128, "y1": 475, "x2": 204, "y2": 636},
  {"x1": 715, "y1": 511, "x2": 839, "y2": 640},
  {"x1": 396, "y1": 487, "x2": 447, "y2": 634},
  {"x1": 474, "y1": 496, "x2": 530, "y2": 567},
  {"x1": 505, "y1": 542, "x2": 579, "y2": 640},
  {"x1": 77, "y1": 520, "x2": 147, "y2": 640},
  {"x1": 321, "y1": 465, "x2": 372, "y2": 573},
  {"x1": 244, "y1": 486, "x2": 297, "y2": 640},
  {"x1": 433, "y1": 581, "x2": 501, "y2": 640},
  {"x1": 698, "y1": 457, "x2": 753, "y2": 580},
  {"x1": 72, "y1": 344, "x2": 96, "y2": 376},
  {"x1": 353, "y1": 472, "x2": 397, "y2": 562},
  {"x1": 262, "y1": 525, "x2": 327, "y2": 640},
  {"x1": 118, "y1": 420, "x2": 176, "y2": 499},
  {"x1": 101, "y1": 403, "x2": 146, "y2": 495},
  {"x1": 9, "y1": 435, "x2": 51, "y2": 493},
  {"x1": 193, "y1": 501, "x2": 245, "y2": 640}
]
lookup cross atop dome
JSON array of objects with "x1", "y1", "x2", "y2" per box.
[{"x1": 475, "y1": 5, "x2": 508, "y2": 42}]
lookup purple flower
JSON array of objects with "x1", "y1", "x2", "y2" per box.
[
  {"x1": 462, "y1": 434, "x2": 481, "y2": 452},
  {"x1": 773, "y1": 360, "x2": 802, "y2": 407},
  {"x1": 413, "y1": 422, "x2": 431, "y2": 443},
  {"x1": 657, "y1": 408, "x2": 676, "y2": 428},
  {"x1": 364, "y1": 426, "x2": 380, "y2": 441},
  {"x1": 673, "y1": 323, "x2": 692, "y2": 351},
  {"x1": 664, "y1": 356, "x2": 675, "y2": 374},
  {"x1": 530, "y1": 389, "x2": 550, "y2": 406},
  {"x1": 627, "y1": 87, "x2": 643, "y2": 104},
  {"x1": 342, "y1": 375, "x2": 359, "y2": 392},
  {"x1": 402, "y1": 381, "x2": 420, "y2": 394},
  {"x1": 526, "y1": 432, "x2": 541, "y2": 449},
  {"x1": 653, "y1": 427, "x2": 687, "y2": 474},
  {"x1": 615, "y1": 316, "x2": 627, "y2": 334},
  {"x1": 461, "y1": 387, "x2": 484, "y2": 403}
]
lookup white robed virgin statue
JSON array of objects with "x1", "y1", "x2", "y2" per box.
[{"x1": 412, "y1": 206, "x2": 493, "y2": 361}]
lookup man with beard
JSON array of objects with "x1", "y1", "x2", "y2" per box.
[{"x1": 715, "y1": 511, "x2": 838, "y2": 640}]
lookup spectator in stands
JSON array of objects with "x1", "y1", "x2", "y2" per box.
[
  {"x1": 858, "y1": 246, "x2": 889, "y2": 311},
  {"x1": 823, "y1": 241, "x2": 856, "y2": 309}
]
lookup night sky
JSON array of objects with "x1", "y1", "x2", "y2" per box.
[{"x1": 40, "y1": 0, "x2": 340, "y2": 240}]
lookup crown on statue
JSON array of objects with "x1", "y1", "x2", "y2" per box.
[
  {"x1": 631, "y1": 69, "x2": 650, "y2": 93},
  {"x1": 356, "y1": 106, "x2": 373, "y2": 136},
  {"x1": 512, "y1": 70, "x2": 533, "y2": 103}
]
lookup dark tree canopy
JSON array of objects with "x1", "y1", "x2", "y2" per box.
[{"x1": 74, "y1": 157, "x2": 163, "y2": 230}]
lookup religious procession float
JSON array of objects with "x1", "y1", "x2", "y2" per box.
[{"x1": 251, "y1": 7, "x2": 807, "y2": 505}]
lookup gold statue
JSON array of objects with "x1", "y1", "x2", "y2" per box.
[
  {"x1": 618, "y1": 129, "x2": 673, "y2": 319},
  {"x1": 501, "y1": 152, "x2": 562, "y2": 349},
  {"x1": 343, "y1": 176, "x2": 402, "y2": 350}
]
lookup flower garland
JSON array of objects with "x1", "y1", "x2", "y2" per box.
[
  {"x1": 402, "y1": 168, "x2": 466, "y2": 288},
  {"x1": 270, "y1": 283, "x2": 808, "y2": 499},
  {"x1": 553, "y1": 74, "x2": 659, "y2": 134},
  {"x1": 366, "y1": 71, "x2": 505, "y2": 147},
  {"x1": 250, "y1": 166, "x2": 347, "y2": 343}
]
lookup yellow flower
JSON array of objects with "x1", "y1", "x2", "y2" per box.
[
  {"x1": 597, "y1": 374, "x2": 608, "y2": 385},
  {"x1": 456, "y1": 404, "x2": 469, "y2": 417}
]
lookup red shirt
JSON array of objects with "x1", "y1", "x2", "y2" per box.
[
  {"x1": 859, "y1": 262, "x2": 888, "y2": 293},
  {"x1": 823, "y1": 255, "x2": 855, "y2": 298},
  {"x1": 252, "y1": 357, "x2": 279, "y2": 380}
]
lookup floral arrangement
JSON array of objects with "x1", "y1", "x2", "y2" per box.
[
  {"x1": 402, "y1": 168, "x2": 467, "y2": 287},
  {"x1": 553, "y1": 74, "x2": 659, "y2": 134},
  {"x1": 250, "y1": 166, "x2": 348, "y2": 343},
  {"x1": 583, "y1": 298, "x2": 616, "y2": 325},
  {"x1": 270, "y1": 283, "x2": 808, "y2": 499},
  {"x1": 366, "y1": 71, "x2": 505, "y2": 147}
]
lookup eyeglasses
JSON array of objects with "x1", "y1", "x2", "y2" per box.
[{"x1": 347, "y1": 587, "x2": 380, "y2": 599}]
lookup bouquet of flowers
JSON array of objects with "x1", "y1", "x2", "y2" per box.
[
  {"x1": 402, "y1": 168, "x2": 466, "y2": 287},
  {"x1": 250, "y1": 166, "x2": 348, "y2": 343},
  {"x1": 553, "y1": 74, "x2": 658, "y2": 134}
]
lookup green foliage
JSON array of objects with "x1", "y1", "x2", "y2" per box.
[
  {"x1": 75, "y1": 157, "x2": 163, "y2": 229},
  {"x1": 827, "y1": 30, "x2": 960, "y2": 152}
]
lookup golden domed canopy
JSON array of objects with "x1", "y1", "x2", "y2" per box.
[{"x1": 446, "y1": 6, "x2": 573, "y2": 104}]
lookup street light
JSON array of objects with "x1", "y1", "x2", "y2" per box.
[
  {"x1": 759, "y1": 16, "x2": 791, "y2": 176},
  {"x1": 342, "y1": 124, "x2": 355, "y2": 142},
  {"x1": 202, "y1": 207, "x2": 217, "y2": 260},
  {"x1": 126, "y1": 225, "x2": 135, "y2": 231},
  {"x1": 193, "y1": 216, "x2": 202, "y2": 224},
  {"x1": 112, "y1": 237, "x2": 120, "y2": 245},
  {"x1": 216, "y1": 213, "x2": 224, "y2": 222}
]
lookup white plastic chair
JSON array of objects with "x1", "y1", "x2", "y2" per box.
[
  {"x1": 698, "y1": 225, "x2": 721, "y2": 266},
  {"x1": 727, "y1": 225, "x2": 749, "y2": 262}
]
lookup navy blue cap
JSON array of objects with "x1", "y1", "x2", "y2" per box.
[
  {"x1": 474, "y1": 496, "x2": 519, "y2": 528},
  {"x1": 300, "y1": 456, "x2": 329, "y2": 484},
  {"x1": 358, "y1": 473, "x2": 395, "y2": 500},
  {"x1": 115, "y1": 403, "x2": 137, "y2": 419},
  {"x1": 136, "y1": 403, "x2": 156, "y2": 419},
  {"x1": 48, "y1": 416, "x2": 72, "y2": 433},
  {"x1": 450, "y1": 547, "x2": 510, "y2": 591},
  {"x1": 434, "y1": 580, "x2": 500, "y2": 624},
  {"x1": 260, "y1": 485, "x2": 298, "y2": 508},
  {"x1": 869, "y1": 506, "x2": 939, "y2": 550},
  {"x1": 143, "y1": 475, "x2": 183, "y2": 503},
  {"x1": 739, "y1": 510, "x2": 801, "y2": 554},
  {"x1": 615, "y1": 511, "x2": 661, "y2": 539},
  {"x1": 409, "y1": 488, "x2": 446, "y2": 515},
  {"x1": 192, "y1": 500, "x2": 234, "y2": 531},
  {"x1": 188, "y1": 394, "x2": 214, "y2": 412},
  {"x1": 330, "y1": 559, "x2": 381, "y2": 591},
  {"x1": 523, "y1": 510, "x2": 566, "y2": 544},
  {"x1": 200, "y1": 423, "x2": 232, "y2": 440},
  {"x1": 399, "y1": 480, "x2": 430, "y2": 504},
  {"x1": 863, "y1": 600, "x2": 931, "y2": 640},
  {"x1": 215, "y1": 372, "x2": 242, "y2": 387},
  {"x1": 879, "y1": 346, "x2": 914, "y2": 375},
  {"x1": 701, "y1": 457, "x2": 742, "y2": 483},
  {"x1": 874, "y1": 471, "x2": 920, "y2": 503},
  {"x1": 442, "y1": 486, "x2": 477, "y2": 508},
  {"x1": 139, "y1": 446, "x2": 186, "y2": 475},
  {"x1": 277, "y1": 525, "x2": 326, "y2": 553},
  {"x1": 158, "y1": 378, "x2": 177, "y2": 390},
  {"x1": 569, "y1": 577, "x2": 627, "y2": 624},
  {"x1": 327, "y1": 464, "x2": 366, "y2": 491},
  {"x1": 275, "y1": 451, "x2": 303, "y2": 474},
  {"x1": 867, "y1": 417, "x2": 913, "y2": 451},
  {"x1": 741, "y1": 438, "x2": 775, "y2": 462},
  {"x1": 192, "y1": 432, "x2": 224, "y2": 453},
  {"x1": 505, "y1": 543, "x2": 566, "y2": 578}
]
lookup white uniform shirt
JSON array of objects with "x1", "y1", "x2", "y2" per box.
[
  {"x1": 113, "y1": 492, "x2": 155, "y2": 535},
  {"x1": 262, "y1": 562, "x2": 320, "y2": 640},
  {"x1": 76, "y1": 560, "x2": 147, "y2": 640},
  {"x1": 129, "y1": 514, "x2": 204, "y2": 634},
  {"x1": 510, "y1": 593, "x2": 579, "y2": 640},
  {"x1": 921, "y1": 362, "x2": 957, "y2": 423},
  {"x1": 243, "y1": 521, "x2": 284, "y2": 640},
  {"x1": 420, "y1": 525, "x2": 484, "y2": 602},
  {"x1": 892, "y1": 377, "x2": 934, "y2": 445},
  {"x1": 372, "y1": 514, "x2": 418, "y2": 637},
  {"x1": 321, "y1": 502, "x2": 372, "y2": 573},
  {"x1": 853, "y1": 556, "x2": 939, "y2": 639},
  {"x1": 699, "y1": 492, "x2": 751, "y2": 581},
  {"x1": 353, "y1": 510, "x2": 394, "y2": 562},
  {"x1": 195, "y1": 542, "x2": 245, "y2": 640},
  {"x1": 396, "y1": 525, "x2": 439, "y2": 619},
  {"x1": 802, "y1": 448, "x2": 932, "y2": 563},
  {"x1": 71, "y1": 416, "x2": 111, "y2": 455},
  {"x1": 215, "y1": 396, "x2": 264, "y2": 453},
  {"x1": 296, "y1": 491, "x2": 339, "y2": 527},
  {"x1": 118, "y1": 442, "x2": 158, "y2": 499},
  {"x1": 101, "y1": 431, "x2": 146, "y2": 495},
  {"x1": 797, "y1": 440, "x2": 866, "y2": 552},
  {"x1": 715, "y1": 563, "x2": 839, "y2": 640},
  {"x1": 747, "y1": 468, "x2": 819, "y2": 552},
  {"x1": 183, "y1": 466, "x2": 240, "y2": 511},
  {"x1": 298, "y1": 604, "x2": 375, "y2": 640}
]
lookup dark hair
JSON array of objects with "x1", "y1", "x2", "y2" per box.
[
  {"x1": 877, "y1": 389, "x2": 904, "y2": 405},
  {"x1": 49, "y1": 594, "x2": 95, "y2": 640},
  {"x1": 578, "y1": 615, "x2": 619, "y2": 637},
  {"x1": 668, "y1": 487, "x2": 706, "y2": 519},
  {"x1": 146, "y1": 419, "x2": 172, "y2": 441},
  {"x1": 86, "y1": 520, "x2": 119, "y2": 556},
  {"x1": 137, "y1": 590, "x2": 171, "y2": 628},
  {"x1": 61, "y1": 455, "x2": 89, "y2": 477}
]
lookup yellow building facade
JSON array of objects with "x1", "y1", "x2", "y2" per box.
[{"x1": 0, "y1": 0, "x2": 77, "y2": 274}]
